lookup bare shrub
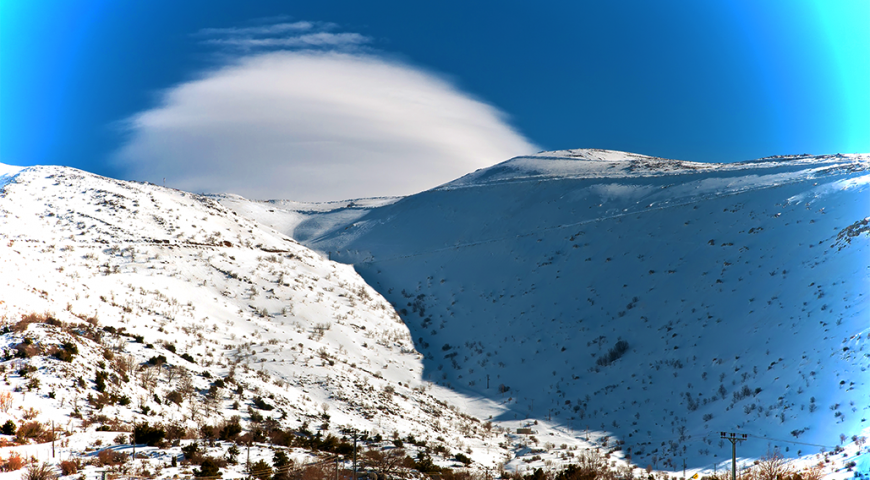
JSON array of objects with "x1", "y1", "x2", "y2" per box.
[
  {"x1": 23, "y1": 462, "x2": 57, "y2": 480},
  {"x1": 21, "y1": 407, "x2": 40, "y2": 420},
  {"x1": 112, "y1": 355, "x2": 137, "y2": 378},
  {"x1": 16, "y1": 421, "x2": 49, "y2": 443},
  {"x1": 362, "y1": 447, "x2": 407, "y2": 478},
  {"x1": 59, "y1": 460, "x2": 78, "y2": 476},
  {"x1": 0, "y1": 392, "x2": 13, "y2": 412},
  {"x1": 596, "y1": 340, "x2": 629, "y2": 367},
  {"x1": 14, "y1": 313, "x2": 51, "y2": 333},
  {"x1": 742, "y1": 449, "x2": 792, "y2": 480},
  {"x1": 96, "y1": 449, "x2": 127, "y2": 467},
  {"x1": 1, "y1": 453, "x2": 25, "y2": 471},
  {"x1": 554, "y1": 449, "x2": 613, "y2": 480},
  {"x1": 798, "y1": 463, "x2": 824, "y2": 480}
]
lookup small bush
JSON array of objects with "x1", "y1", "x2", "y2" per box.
[
  {"x1": 182, "y1": 442, "x2": 202, "y2": 463},
  {"x1": 23, "y1": 462, "x2": 56, "y2": 480},
  {"x1": 133, "y1": 422, "x2": 166, "y2": 446},
  {"x1": 733, "y1": 385, "x2": 753, "y2": 402},
  {"x1": 96, "y1": 449, "x2": 127, "y2": 467},
  {"x1": 596, "y1": 340, "x2": 629, "y2": 367},
  {"x1": 14, "y1": 313, "x2": 51, "y2": 333},
  {"x1": 94, "y1": 371, "x2": 108, "y2": 392},
  {"x1": 249, "y1": 459, "x2": 272, "y2": 480},
  {"x1": 59, "y1": 460, "x2": 78, "y2": 476},
  {"x1": 1, "y1": 420, "x2": 16, "y2": 436},
  {"x1": 2, "y1": 453, "x2": 25, "y2": 471},
  {"x1": 195, "y1": 457, "x2": 221, "y2": 478},
  {"x1": 51, "y1": 341, "x2": 79, "y2": 362},
  {"x1": 252, "y1": 397, "x2": 274, "y2": 411},
  {"x1": 219, "y1": 419, "x2": 242, "y2": 441},
  {"x1": 166, "y1": 391, "x2": 183, "y2": 405},
  {"x1": 16, "y1": 421, "x2": 46, "y2": 443},
  {"x1": 146, "y1": 355, "x2": 167, "y2": 367},
  {"x1": 14, "y1": 341, "x2": 39, "y2": 359}
]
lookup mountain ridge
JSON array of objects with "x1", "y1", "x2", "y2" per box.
[
  {"x1": 1, "y1": 151, "x2": 869, "y2": 477},
  {"x1": 216, "y1": 150, "x2": 870, "y2": 472}
]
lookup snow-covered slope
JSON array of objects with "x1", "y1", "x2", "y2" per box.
[
  {"x1": 232, "y1": 149, "x2": 870, "y2": 472},
  {"x1": 211, "y1": 194, "x2": 401, "y2": 245},
  {"x1": 0, "y1": 164, "x2": 535, "y2": 474}
]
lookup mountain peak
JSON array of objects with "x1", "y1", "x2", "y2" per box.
[
  {"x1": 439, "y1": 148, "x2": 712, "y2": 189},
  {"x1": 530, "y1": 148, "x2": 663, "y2": 161},
  {"x1": 439, "y1": 150, "x2": 870, "y2": 190}
]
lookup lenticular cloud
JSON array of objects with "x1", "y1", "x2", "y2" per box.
[{"x1": 114, "y1": 51, "x2": 536, "y2": 201}]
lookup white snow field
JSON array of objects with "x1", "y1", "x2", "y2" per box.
[
  {"x1": 0, "y1": 165, "x2": 576, "y2": 480},
  {"x1": 220, "y1": 149, "x2": 870, "y2": 476}
]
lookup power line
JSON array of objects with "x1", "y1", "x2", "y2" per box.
[
  {"x1": 743, "y1": 433, "x2": 836, "y2": 450},
  {"x1": 701, "y1": 431, "x2": 838, "y2": 450}
]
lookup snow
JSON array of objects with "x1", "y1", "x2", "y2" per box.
[
  {"x1": 0, "y1": 163, "x2": 24, "y2": 189},
  {"x1": 222, "y1": 149, "x2": 870, "y2": 475},
  {"x1": 1, "y1": 150, "x2": 868, "y2": 478},
  {"x1": 0, "y1": 165, "x2": 556, "y2": 480},
  {"x1": 210, "y1": 194, "x2": 402, "y2": 244}
]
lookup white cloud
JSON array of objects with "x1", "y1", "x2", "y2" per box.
[
  {"x1": 114, "y1": 50, "x2": 536, "y2": 202},
  {"x1": 192, "y1": 20, "x2": 359, "y2": 53},
  {"x1": 203, "y1": 32, "x2": 369, "y2": 50},
  {"x1": 195, "y1": 21, "x2": 315, "y2": 37}
]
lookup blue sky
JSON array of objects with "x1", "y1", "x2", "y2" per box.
[{"x1": 1, "y1": 0, "x2": 868, "y2": 200}]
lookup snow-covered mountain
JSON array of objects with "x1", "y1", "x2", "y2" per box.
[
  {"x1": 0, "y1": 164, "x2": 560, "y2": 477},
  {"x1": 220, "y1": 149, "x2": 870, "y2": 472}
]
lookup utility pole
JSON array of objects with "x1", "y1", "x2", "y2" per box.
[
  {"x1": 247, "y1": 441, "x2": 251, "y2": 479},
  {"x1": 352, "y1": 429, "x2": 358, "y2": 480},
  {"x1": 720, "y1": 432, "x2": 747, "y2": 480},
  {"x1": 682, "y1": 458, "x2": 686, "y2": 479},
  {"x1": 51, "y1": 421, "x2": 55, "y2": 458}
]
